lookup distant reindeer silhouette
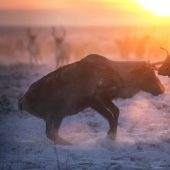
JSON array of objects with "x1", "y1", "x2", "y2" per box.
[
  {"x1": 52, "y1": 26, "x2": 70, "y2": 69},
  {"x1": 133, "y1": 35, "x2": 150, "y2": 59},
  {"x1": 27, "y1": 28, "x2": 41, "y2": 64},
  {"x1": 115, "y1": 36, "x2": 131, "y2": 59}
]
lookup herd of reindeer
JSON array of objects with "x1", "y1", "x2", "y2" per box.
[
  {"x1": 0, "y1": 26, "x2": 169, "y2": 69},
  {"x1": 27, "y1": 26, "x2": 69, "y2": 68}
]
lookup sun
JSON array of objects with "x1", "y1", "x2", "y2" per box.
[{"x1": 133, "y1": 0, "x2": 170, "y2": 17}]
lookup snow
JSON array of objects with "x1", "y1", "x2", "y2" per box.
[{"x1": 0, "y1": 63, "x2": 170, "y2": 170}]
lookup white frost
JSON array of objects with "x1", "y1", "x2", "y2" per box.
[{"x1": 0, "y1": 63, "x2": 170, "y2": 170}]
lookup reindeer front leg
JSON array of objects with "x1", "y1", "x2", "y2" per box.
[
  {"x1": 90, "y1": 97, "x2": 119, "y2": 139},
  {"x1": 99, "y1": 96, "x2": 119, "y2": 139}
]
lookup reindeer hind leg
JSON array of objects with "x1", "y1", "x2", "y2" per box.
[{"x1": 46, "y1": 116, "x2": 72, "y2": 145}]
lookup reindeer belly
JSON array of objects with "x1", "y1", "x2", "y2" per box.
[{"x1": 23, "y1": 72, "x2": 96, "y2": 118}]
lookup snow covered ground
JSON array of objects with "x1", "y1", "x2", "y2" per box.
[{"x1": 0, "y1": 62, "x2": 170, "y2": 170}]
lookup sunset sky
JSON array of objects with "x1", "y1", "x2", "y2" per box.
[{"x1": 0, "y1": 0, "x2": 170, "y2": 26}]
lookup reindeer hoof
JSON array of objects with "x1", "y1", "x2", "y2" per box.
[
  {"x1": 54, "y1": 137, "x2": 72, "y2": 146},
  {"x1": 107, "y1": 130, "x2": 116, "y2": 140}
]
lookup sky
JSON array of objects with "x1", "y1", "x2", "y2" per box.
[{"x1": 0, "y1": 0, "x2": 170, "y2": 26}]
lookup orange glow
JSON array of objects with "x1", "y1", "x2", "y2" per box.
[
  {"x1": 0, "y1": 0, "x2": 64, "y2": 10},
  {"x1": 0, "y1": 0, "x2": 100, "y2": 10},
  {"x1": 0, "y1": 0, "x2": 169, "y2": 26},
  {"x1": 0, "y1": 0, "x2": 142, "y2": 10},
  {"x1": 0, "y1": 0, "x2": 170, "y2": 16}
]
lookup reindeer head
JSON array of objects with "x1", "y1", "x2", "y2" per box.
[
  {"x1": 27, "y1": 28, "x2": 39, "y2": 42},
  {"x1": 52, "y1": 26, "x2": 66, "y2": 45}
]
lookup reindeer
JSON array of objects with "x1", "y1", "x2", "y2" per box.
[
  {"x1": 27, "y1": 28, "x2": 41, "y2": 64},
  {"x1": 52, "y1": 26, "x2": 70, "y2": 69},
  {"x1": 18, "y1": 47, "x2": 170, "y2": 145},
  {"x1": 114, "y1": 36, "x2": 134, "y2": 60}
]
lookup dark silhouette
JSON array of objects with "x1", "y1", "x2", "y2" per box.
[
  {"x1": 27, "y1": 28, "x2": 41, "y2": 64},
  {"x1": 52, "y1": 26, "x2": 70, "y2": 69},
  {"x1": 18, "y1": 54, "x2": 166, "y2": 145}
]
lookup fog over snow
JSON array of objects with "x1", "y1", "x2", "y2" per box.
[{"x1": 0, "y1": 62, "x2": 170, "y2": 170}]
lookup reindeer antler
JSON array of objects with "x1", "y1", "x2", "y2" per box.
[
  {"x1": 27, "y1": 27, "x2": 40, "y2": 39},
  {"x1": 52, "y1": 26, "x2": 66, "y2": 43},
  {"x1": 151, "y1": 47, "x2": 170, "y2": 77},
  {"x1": 160, "y1": 47, "x2": 170, "y2": 57},
  {"x1": 152, "y1": 47, "x2": 170, "y2": 66}
]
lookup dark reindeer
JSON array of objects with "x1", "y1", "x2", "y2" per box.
[
  {"x1": 27, "y1": 28, "x2": 41, "y2": 64},
  {"x1": 52, "y1": 26, "x2": 70, "y2": 69},
  {"x1": 18, "y1": 48, "x2": 170, "y2": 145}
]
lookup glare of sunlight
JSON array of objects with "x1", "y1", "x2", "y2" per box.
[{"x1": 133, "y1": 0, "x2": 170, "y2": 16}]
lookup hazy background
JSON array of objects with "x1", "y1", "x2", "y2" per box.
[
  {"x1": 1, "y1": 1, "x2": 170, "y2": 169},
  {"x1": 0, "y1": 0, "x2": 170, "y2": 65}
]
